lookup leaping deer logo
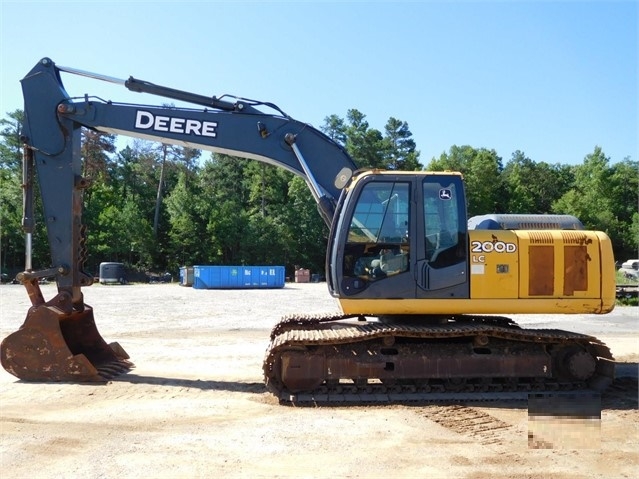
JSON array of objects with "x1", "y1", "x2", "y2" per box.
[{"x1": 439, "y1": 188, "x2": 452, "y2": 200}]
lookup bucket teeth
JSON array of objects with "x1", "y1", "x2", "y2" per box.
[{"x1": 96, "y1": 359, "x2": 135, "y2": 380}]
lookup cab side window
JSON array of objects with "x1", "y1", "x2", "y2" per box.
[{"x1": 423, "y1": 178, "x2": 466, "y2": 268}]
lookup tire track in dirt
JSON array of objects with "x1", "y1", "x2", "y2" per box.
[
  {"x1": 602, "y1": 376, "x2": 638, "y2": 409},
  {"x1": 425, "y1": 405, "x2": 513, "y2": 445}
]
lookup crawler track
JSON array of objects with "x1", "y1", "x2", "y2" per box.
[{"x1": 263, "y1": 314, "x2": 615, "y2": 405}]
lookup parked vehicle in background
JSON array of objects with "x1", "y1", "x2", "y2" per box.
[{"x1": 619, "y1": 259, "x2": 639, "y2": 280}]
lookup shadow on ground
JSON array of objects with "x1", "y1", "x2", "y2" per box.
[{"x1": 110, "y1": 362, "x2": 637, "y2": 410}]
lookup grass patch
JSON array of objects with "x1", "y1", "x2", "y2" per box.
[{"x1": 616, "y1": 271, "x2": 638, "y2": 306}]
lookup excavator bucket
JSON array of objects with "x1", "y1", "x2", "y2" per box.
[{"x1": 1, "y1": 287, "x2": 132, "y2": 382}]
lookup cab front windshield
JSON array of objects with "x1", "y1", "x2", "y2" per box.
[{"x1": 344, "y1": 182, "x2": 410, "y2": 281}]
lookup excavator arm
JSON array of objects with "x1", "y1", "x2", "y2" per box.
[
  {"x1": 1, "y1": 57, "x2": 356, "y2": 382},
  {"x1": 21, "y1": 58, "x2": 356, "y2": 294}
]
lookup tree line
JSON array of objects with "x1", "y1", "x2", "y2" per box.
[{"x1": 0, "y1": 108, "x2": 637, "y2": 279}]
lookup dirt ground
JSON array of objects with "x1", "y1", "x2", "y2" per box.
[{"x1": 1, "y1": 282, "x2": 637, "y2": 479}]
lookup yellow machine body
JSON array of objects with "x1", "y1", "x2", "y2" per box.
[{"x1": 339, "y1": 229, "x2": 616, "y2": 316}]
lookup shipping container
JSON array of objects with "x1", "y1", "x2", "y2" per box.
[
  {"x1": 179, "y1": 266, "x2": 194, "y2": 286},
  {"x1": 193, "y1": 266, "x2": 285, "y2": 289}
]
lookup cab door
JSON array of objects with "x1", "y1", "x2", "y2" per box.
[{"x1": 415, "y1": 175, "x2": 469, "y2": 298}]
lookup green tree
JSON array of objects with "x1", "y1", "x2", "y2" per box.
[
  {"x1": 150, "y1": 143, "x2": 200, "y2": 238},
  {"x1": 0, "y1": 170, "x2": 22, "y2": 274},
  {"x1": 551, "y1": 147, "x2": 637, "y2": 259},
  {"x1": 120, "y1": 199, "x2": 155, "y2": 268},
  {"x1": 0, "y1": 110, "x2": 50, "y2": 273},
  {"x1": 165, "y1": 170, "x2": 208, "y2": 269},
  {"x1": 427, "y1": 145, "x2": 465, "y2": 172},
  {"x1": 200, "y1": 154, "x2": 251, "y2": 264},
  {"x1": 81, "y1": 139, "x2": 167, "y2": 272},
  {"x1": 84, "y1": 179, "x2": 154, "y2": 273},
  {"x1": 81, "y1": 129, "x2": 116, "y2": 189},
  {"x1": 283, "y1": 176, "x2": 328, "y2": 274},
  {"x1": 344, "y1": 109, "x2": 385, "y2": 169},
  {"x1": 502, "y1": 151, "x2": 573, "y2": 213},
  {"x1": 207, "y1": 200, "x2": 250, "y2": 264},
  {"x1": 321, "y1": 114, "x2": 347, "y2": 145},
  {"x1": 0, "y1": 110, "x2": 23, "y2": 170},
  {"x1": 124, "y1": 142, "x2": 164, "y2": 219},
  {"x1": 0, "y1": 110, "x2": 24, "y2": 274},
  {"x1": 323, "y1": 111, "x2": 421, "y2": 171},
  {"x1": 245, "y1": 161, "x2": 291, "y2": 218},
  {"x1": 552, "y1": 147, "x2": 612, "y2": 227},
  {"x1": 242, "y1": 213, "x2": 290, "y2": 266},
  {"x1": 108, "y1": 139, "x2": 200, "y2": 271},
  {"x1": 427, "y1": 145, "x2": 503, "y2": 217},
  {"x1": 605, "y1": 157, "x2": 638, "y2": 260},
  {"x1": 382, "y1": 117, "x2": 422, "y2": 170}
]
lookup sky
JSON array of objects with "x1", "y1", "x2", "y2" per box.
[{"x1": 1, "y1": 0, "x2": 636, "y2": 166}]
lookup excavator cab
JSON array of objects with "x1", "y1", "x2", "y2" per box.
[{"x1": 328, "y1": 171, "x2": 470, "y2": 308}]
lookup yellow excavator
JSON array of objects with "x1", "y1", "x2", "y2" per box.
[{"x1": 1, "y1": 58, "x2": 616, "y2": 403}]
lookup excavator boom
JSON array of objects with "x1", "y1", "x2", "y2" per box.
[{"x1": 2, "y1": 58, "x2": 355, "y2": 382}]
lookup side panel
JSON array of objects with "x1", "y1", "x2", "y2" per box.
[
  {"x1": 467, "y1": 230, "x2": 520, "y2": 299},
  {"x1": 517, "y1": 230, "x2": 603, "y2": 300},
  {"x1": 529, "y1": 244, "x2": 555, "y2": 296},
  {"x1": 563, "y1": 244, "x2": 589, "y2": 295},
  {"x1": 469, "y1": 229, "x2": 613, "y2": 304}
]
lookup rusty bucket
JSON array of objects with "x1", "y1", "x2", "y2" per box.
[{"x1": 1, "y1": 289, "x2": 132, "y2": 382}]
